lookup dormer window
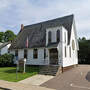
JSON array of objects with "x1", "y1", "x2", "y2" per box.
[
  {"x1": 57, "y1": 30, "x2": 60, "y2": 42},
  {"x1": 48, "y1": 31, "x2": 51, "y2": 43}
]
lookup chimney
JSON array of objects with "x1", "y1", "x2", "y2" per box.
[{"x1": 21, "y1": 24, "x2": 24, "y2": 31}]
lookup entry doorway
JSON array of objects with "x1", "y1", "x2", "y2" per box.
[{"x1": 49, "y1": 48, "x2": 58, "y2": 65}]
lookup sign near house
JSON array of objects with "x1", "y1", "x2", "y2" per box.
[{"x1": 18, "y1": 58, "x2": 26, "y2": 73}]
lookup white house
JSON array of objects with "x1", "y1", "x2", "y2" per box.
[
  {"x1": 9, "y1": 14, "x2": 79, "y2": 70},
  {"x1": 0, "y1": 42, "x2": 11, "y2": 55}
]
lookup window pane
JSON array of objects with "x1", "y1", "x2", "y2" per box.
[
  {"x1": 72, "y1": 40, "x2": 75, "y2": 50},
  {"x1": 65, "y1": 32, "x2": 66, "y2": 43},
  {"x1": 48, "y1": 31, "x2": 51, "y2": 43},
  {"x1": 69, "y1": 47, "x2": 71, "y2": 57},
  {"x1": 15, "y1": 50, "x2": 18, "y2": 56},
  {"x1": 57, "y1": 30, "x2": 60, "y2": 42},
  {"x1": 44, "y1": 49, "x2": 46, "y2": 59},
  {"x1": 65, "y1": 46, "x2": 66, "y2": 57},
  {"x1": 33, "y1": 49, "x2": 38, "y2": 59},
  {"x1": 24, "y1": 49, "x2": 27, "y2": 59}
]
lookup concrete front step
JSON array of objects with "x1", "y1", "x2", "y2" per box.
[{"x1": 39, "y1": 65, "x2": 62, "y2": 76}]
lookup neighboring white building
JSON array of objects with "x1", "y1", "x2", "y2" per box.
[
  {"x1": 0, "y1": 43, "x2": 3, "y2": 46},
  {"x1": 9, "y1": 15, "x2": 79, "y2": 69},
  {"x1": 0, "y1": 42, "x2": 11, "y2": 55}
]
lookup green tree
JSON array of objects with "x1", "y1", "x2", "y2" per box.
[
  {"x1": 0, "y1": 32, "x2": 4, "y2": 42},
  {"x1": 82, "y1": 37, "x2": 86, "y2": 40},
  {"x1": 78, "y1": 37, "x2": 90, "y2": 64},
  {"x1": 4, "y1": 30, "x2": 16, "y2": 42},
  {"x1": 0, "y1": 54, "x2": 14, "y2": 67}
]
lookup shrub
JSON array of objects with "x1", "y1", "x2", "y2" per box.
[{"x1": 0, "y1": 54, "x2": 14, "y2": 67}]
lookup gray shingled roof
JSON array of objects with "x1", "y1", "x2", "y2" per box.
[{"x1": 9, "y1": 14, "x2": 74, "y2": 50}]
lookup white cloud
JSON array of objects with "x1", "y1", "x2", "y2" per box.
[
  {"x1": 0, "y1": 26, "x2": 6, "y2": 32},
  {"x1": 0, "y1": 0, "x2": 89, "y2": 38}
]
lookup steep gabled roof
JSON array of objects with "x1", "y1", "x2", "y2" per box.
[{"x1": 9, "y1": 14, "x2": 74, "y2": 49}]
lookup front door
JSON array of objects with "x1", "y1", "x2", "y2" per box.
[{"x1": 49, "y1": 48, "x2": 58, "y2": 65}]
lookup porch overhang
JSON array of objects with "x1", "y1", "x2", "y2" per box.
[{"x1": 46, "y1": 42, "x2": 59, "y2": 49}]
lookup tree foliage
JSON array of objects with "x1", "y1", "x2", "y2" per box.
[
  {"x1": 0, "y1": 30, "x2": 16, "y2": 42},
  {"x1": 4, "y1": 30, "x2": 16, "y2": 42},
  {"x1": 0, "y1": 32, "x2": 4, "y2": 42},
  {"x1": 0, "y1": 54, "x2": 14, "y2": 67},
  {"x1": 78, "y1": 37, "x2": 90, "y2": 64}
]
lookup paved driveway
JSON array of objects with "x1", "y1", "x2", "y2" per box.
[{"x1": 41, "y1": 65, "x2": 90, "y2": 90}]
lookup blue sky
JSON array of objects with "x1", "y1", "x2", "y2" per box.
[{"x1": 0, "y1": 0, "x2": 90, "y2": 38}]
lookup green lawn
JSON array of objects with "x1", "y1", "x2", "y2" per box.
[{"x1": 0, "y1": 66, "x2": 39, "y2": 82}]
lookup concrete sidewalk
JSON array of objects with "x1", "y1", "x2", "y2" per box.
[
  {"x1": 19, "y1": 74, "x2": 54, "y2": 85},
  {"x1": 0, "y1": 80, "x2": 54, "y2": 90}
]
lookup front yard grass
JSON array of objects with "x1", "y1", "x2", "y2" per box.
[{"x1": 0, "y1": 66, "x2": 39, "y2": 82}]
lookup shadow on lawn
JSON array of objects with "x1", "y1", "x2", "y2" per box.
[
  {"x1": 4, "y1": 66, "x2": 39, "y2": 73},
  {"x1": 4, "y1": 69, "x2": 16, "y2": 73},
  {"x1": 86, "y1": 71, "x2": 90, "y2": 82}
]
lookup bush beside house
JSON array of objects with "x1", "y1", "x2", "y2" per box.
[{"x1": 0, "y1": 54, "x2": 14, "y2": 67}]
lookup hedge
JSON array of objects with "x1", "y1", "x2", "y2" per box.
[{"x1": 0, "y1": 54, "x2": 14, "y2": 67}]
